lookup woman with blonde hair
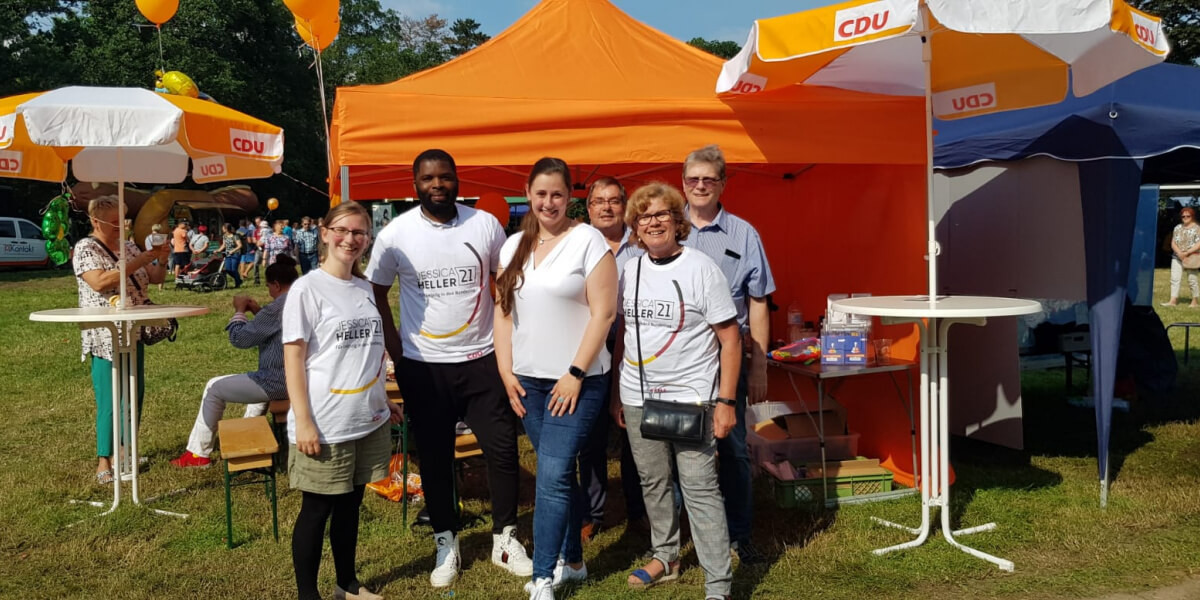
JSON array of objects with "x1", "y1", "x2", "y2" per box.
[
  {"x1": 74, "y1": 196, "x2": 169, "y2": 484},
  {"x1": 494, "y1": 157, "x2": 617, "y2": 600},
  {"x1": 614, "y1": 182, "x2": 740, "y2": 600},
  {"x1": 283, "y1": 201, "x2": 402, "y2": 600},
  {"x1": 1164, "y1": 206, "x2": 1200, "y2": 307}
]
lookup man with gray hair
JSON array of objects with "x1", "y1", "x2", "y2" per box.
[{"x1": 680, "y1": 144, "x2": 775, "y2": 564}]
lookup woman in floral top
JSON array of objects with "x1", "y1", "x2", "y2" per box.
[
  {"x1": 259, "y1": 220, "x2": 295, "y2": 268},
  {"x1": 73, "y1": 195, "x2": 169, "y2": 485},
  {"x1": 1164, "y1": 206, "x2": 1200, "y2": 308}
]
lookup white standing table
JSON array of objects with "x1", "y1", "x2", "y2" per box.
[
  {"x1": 830, "y1": 295, "x2": 1041, "y2": 572},
  {"x1": 31, "y1": 305, "x2": 209, "y2": 521}
]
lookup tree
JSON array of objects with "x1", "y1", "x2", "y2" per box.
[
  {"x1": 688, "y1": 37, "x2": 741, "y2": 59},
  {"x1": 448, "y1": 18, "x2": 489, "y2": 56},
  {"x1": 1131, "y1": 0, "x2": 1200, "y2": 65}
]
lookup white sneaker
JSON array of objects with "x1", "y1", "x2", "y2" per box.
[
  {"x1": 525, "y1": 577, "x2": 555, "y2": 600},
  {"x1": 551, "y1": 558, "x2": 587, "y2": 588},
  {"x1": 430, "y1": 530, "x2": 460, "y2": 588},
  {"x1": 492, "y1": 525, "x2": 534, "y2": 577}
]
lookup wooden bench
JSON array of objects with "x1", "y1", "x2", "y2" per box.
[{"x1": 218, "y1": 417, "x2": 280, "y2": 549}]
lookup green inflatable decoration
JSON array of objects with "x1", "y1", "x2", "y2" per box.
[{"x1": 42, "y1": 194, "x2": 72, "y2": 266}]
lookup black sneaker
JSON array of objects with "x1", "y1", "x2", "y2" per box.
[{"x1": 731, "y1": 540, "x2": 767, "y2": 564}]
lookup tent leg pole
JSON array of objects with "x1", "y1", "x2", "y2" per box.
[{"x1": 340, "y1": 165, "x2": 350, "y2": 205}]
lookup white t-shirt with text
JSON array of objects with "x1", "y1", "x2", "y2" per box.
[
  {"x1": 499, "y1": 224, "x2": 612, "y2": 379},
  {"x1": 282, "y1": 269, "x2": 390, "y2": 444},
  {"x1": 365, "y1": 205, "x2": 505, "y2": 363},
  {"x1": 619, "y1": 248, "x2": 736, "y2": 407}
]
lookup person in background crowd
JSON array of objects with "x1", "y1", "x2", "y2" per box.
[
  {"x1": 366, "y1": 149, "x2": 531, "y2": 588},
  {"x1": 283, "y1": 220, "x2": 294, "y2": 239},
  {"x1": 284, "y1": 202, "x2": 401, "y2": 600},
  {"x1": 144, "y1": 223, "x2": 166, "y2": 291},
  {"x1": 191, "y1": 224, "x2": 211, "y2": 260},
  {"x1": 615, "y1": 182, "x2": 739, "y2": 600},
  {"x1": 74, "y1": 195, "x2": 169, "y2": 484},
  {"x1": 255, "y1": 216, "x2": 272, "y2": 284},
  {"x1": 1164, "y1": 206, "x2": 1200, "y2": 307},
  {"x1": 171, "y1": 255, "x2": 299, "y2": 467},
  {"x1": 238, "y1": 219, "x2": 258, "y2": 283},
  {"x1": 680, "y1": 144, "x2": 775, "y2": 565},
  {"x1": 215, "y1": 223, "x2": 244, "y2": 288},
  {"x1": 260, "y1": 220, "x2": 295, "y2": 268},
  {"x1": 171, "y1": 220, "x2": 191, "y2": 279},
  {"x1": 495, "y1": 157, "x2": 617, "y2": 600},
  {"x1": 580, "y1": 176, "x2": 647, "y2": 542},
  {"x1": 295, "y1": 216, "x2": 320, "y2": 274},
  {"x1": 123, "y1": 218, "x2": 134, "y2": 241}
]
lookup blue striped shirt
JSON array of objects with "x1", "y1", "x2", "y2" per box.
[
  {"x1": 681, "y1": 205, "x2": 776, "y2": 332},
  {"x1": 295, "y1": 227, "x2": 319, "y2": 254},
  {"x1": 226, "y1": 291, "x2": 288, "y2": 399}
]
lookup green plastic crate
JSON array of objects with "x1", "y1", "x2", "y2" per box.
[{"x1": 770, "y1": 469, "x2": 894, "y2": 508}]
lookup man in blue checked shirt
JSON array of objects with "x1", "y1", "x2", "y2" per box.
[
  {"x1": 679, "y1": 145, "x2": 776, "y2": 565},
  {"x1": 171, "y1": 255, "x2": 301, "y2": 468},
  {"x1": 294, "y1": 216, "x2": 320, "y2": 274}
]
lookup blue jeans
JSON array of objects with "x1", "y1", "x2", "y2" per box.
[
  {"x1": 518, "y1": 373, "x2": 607, "y2": 579},
  {"x1": 222, "y1": 256, "x2": 242, "y2": 287},
  {"x1": 299, "y1": 252, "x2": 318, "y2": 274},
  {"x1": 717, "y1": 369, "x2": 752, "y2": 544}
]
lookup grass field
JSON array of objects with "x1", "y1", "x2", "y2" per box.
[{"x1": 0, "y1": 266, "x2": 1197, "y2": 600}]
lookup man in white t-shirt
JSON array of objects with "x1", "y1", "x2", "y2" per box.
[
  {"x1": 365, "y1": 149, "x2": 531, "y2": 588},
  {"x1": 190, "y1": 225, "x2": 210, "y2": 259}
]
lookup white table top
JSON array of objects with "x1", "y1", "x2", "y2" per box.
[
  {"x1": 29, "y1": 305, "x2": 210, "y2": 324},
  {"x1": 831, "y1": 295, "x2": 1042, "y2": 318}
]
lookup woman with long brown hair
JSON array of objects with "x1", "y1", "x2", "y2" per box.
[{"x1": 494, "y1": 158, "x2": 617, "y2": 600}]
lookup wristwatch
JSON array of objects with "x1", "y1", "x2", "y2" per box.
[
  {"x1": 716, "y1": 397, "x2": 737, "y2": 407},
  {"x1": 568, "y1": 365, "x2": 586, "y2": 380}
]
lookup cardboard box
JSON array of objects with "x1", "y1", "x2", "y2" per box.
[
  {"x1": 845, "y1": 334, "x2": 868, "y2": 365},
  {"x1": 747, "y1": 401, "x2": 859, "y2": 464},
  {"x1": 821, "y1": 334, "x2": 846, "y2": 365}
]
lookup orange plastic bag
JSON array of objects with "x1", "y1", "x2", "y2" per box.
[{"x1": 367, "y1": 453, "x2": 423, "y2": 503}]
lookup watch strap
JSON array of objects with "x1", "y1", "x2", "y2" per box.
[{"x1": 569, "y1": 365, "x2": 586, "y2": 380}]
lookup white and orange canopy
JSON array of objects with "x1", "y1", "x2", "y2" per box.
[
  {"x1": 717, "y1": 0, "x2": 1169, "y2": 119},
  {"x1": 0, "y1": 86, "x2": 283, "y2": 183}
]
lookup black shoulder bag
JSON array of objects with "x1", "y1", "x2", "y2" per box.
[
  {"x1": 634, "y1": 256, "x2": 707, "y2": 445},
  {"x1": 93, "y1": 238, "x2": 179, "y2": 345}
]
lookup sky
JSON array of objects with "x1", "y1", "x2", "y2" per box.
[{"x1": 379, "y1": 0, "x2": 829, "y2": 45}]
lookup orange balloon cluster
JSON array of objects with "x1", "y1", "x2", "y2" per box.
[
  {"x1": 284, "y1": 0, "x2": 341, "y2": 51},
  {"x1": 136, "y1": 0, "x2": 179, "y2": 26}
]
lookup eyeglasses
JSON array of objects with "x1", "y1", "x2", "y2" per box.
[
  {"x1": 588, "y1": 198, "x2": 623, "y2": 208},
  {"x1": 325, "y1": 226, "x2": 371, "y2": 239},
  {"x1": 636, "y1": 211, "x2": 675, "y2": 226},
  {"x1": 1184, "y1": 213, "x2": 1195, "y2": 219},
  {"x1": 683, "y1": 176, "x2": 723, "y2": 188}
]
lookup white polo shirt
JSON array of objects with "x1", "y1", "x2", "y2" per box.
[{"x1": 364, "y1": 204, "x2": 506, "y2": 363}]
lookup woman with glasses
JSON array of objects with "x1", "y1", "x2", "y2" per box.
[
  {"x1": 494, "y1": 157, "x2": 617, "y2": 600},
  {"x1": 73, "y1": 195, "x2": 169, "y2": 485},
  {"x1": 282, "y1": 201, "x2": 402, "y2": 600},
  {"x1": 1164, "y1": 206, "x2": 1200, "y2": 308},
  {"x1": 613, "y1": 182, "x2": 740, "y2": 600}
]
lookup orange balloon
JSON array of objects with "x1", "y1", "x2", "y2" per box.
[
  {"x1": 267, "y1": 197, "x2": 280, "y2": 211},
  {"x1": 284, "y1": 0, "x2": 336, "y2": 23},
  {"x1": 295, "y1": 10, "x2": 340, "y2": 51},
  {"x1": 475, "y1": 192, "x2": 510, "y2": 229},
  {"x1": 136, "y1": 0, "x2": 179, "y2": 25}
]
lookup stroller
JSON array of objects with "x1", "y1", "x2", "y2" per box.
[{"x1": 175, "y1": 252, "x2": 232, "y2": 292}]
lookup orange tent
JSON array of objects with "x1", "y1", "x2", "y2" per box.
[{"x1": 330, "y1": 0, "x2": 931, "y2": 486}]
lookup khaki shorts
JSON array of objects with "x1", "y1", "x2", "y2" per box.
[{"x1": 288, "y1": 423, "x2": 391, "y2": 495}]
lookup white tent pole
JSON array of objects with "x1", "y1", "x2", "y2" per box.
[
  {"x1": 117, "y1": 150, "x2": 128, "y2": 310},
  {"x1": 920, "y1": 0, "x2": 937, "y2": 306}
]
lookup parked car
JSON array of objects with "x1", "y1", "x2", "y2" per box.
[{"x1": 0, "y1": 216, "x2": 49, "y2": 267}]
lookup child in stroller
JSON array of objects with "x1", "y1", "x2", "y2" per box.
[{"x1": 175, "y1": 252, "x2": 232, "y2": 292}]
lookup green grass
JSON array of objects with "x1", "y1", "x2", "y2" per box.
[{"x1": 0, "y1": 267, "x2": 1198, "y2": 599}]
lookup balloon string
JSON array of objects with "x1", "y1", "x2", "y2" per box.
[
  {"x1": 156, "y1": 25, "x2": 165, "y2": 72},
  {"x1": 313, "y1": 43, "x2": 333, "y2": 182}
]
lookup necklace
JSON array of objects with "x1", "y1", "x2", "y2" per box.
[{"x1": 537, "y1": 228, "x2": 568, "y2": 245}]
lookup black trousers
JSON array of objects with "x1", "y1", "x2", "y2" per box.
[{"x1": 399, "y1": 353, "x2": 520, "y2": 534}]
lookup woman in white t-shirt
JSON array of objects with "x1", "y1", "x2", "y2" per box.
[
  {"x1": 494, "y1": 158, "x2": 617, "y2": 600},
  {"x1": 613, "y1": 182, "x2": 740, "y2": 600},
  {"x1": 282, "y1": 201, "x2": 402, "y2": 600}
]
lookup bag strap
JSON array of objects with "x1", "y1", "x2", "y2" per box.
[
  {"x1": 634, "y1": 255, "x2": 647, "y2": 405},
  {"x1": 90, "y1": 236, "x2": 144, "y2": 292}
]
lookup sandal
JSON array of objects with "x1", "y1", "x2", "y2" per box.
[
  {"x1": 95, "y1": 469, "x2": 114, "y2": 485},
  {"x1": 627, "y1": 557, "x2": 680, "y2": 589}
]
